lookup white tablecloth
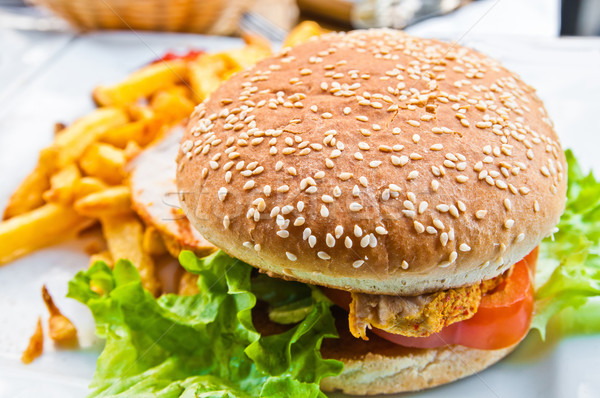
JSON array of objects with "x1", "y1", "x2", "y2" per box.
[{"x1": 1, "y1": 1, "x2": 599, "y2": 396}]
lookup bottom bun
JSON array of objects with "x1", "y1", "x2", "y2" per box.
[{"x1": 320, "y1": 308, "x2": 516, "y2": 395}]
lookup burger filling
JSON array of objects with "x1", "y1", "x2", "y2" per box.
[{"x1": 348, "y1": 273, "x2": 505, "y2": 339}]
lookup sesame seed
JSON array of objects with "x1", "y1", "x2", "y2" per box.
[
  {"x1": 308, "y1": 236, "x2": 316, "y2": 248},
  {"x1": 286, "y1": 252, "x2": 297, "y2": 261},
  {"x1": 354, "y1": 225, "x2": 363, "y2": 237},
  {"x1": 277, "y1": 185, "x2": 289, "y2": 193},
  {"x1": 303, "y1": 228, "x2": 311, "y2": 240},
  {"x1": 360, "y1": 235, "x2": 370, "y2": 247},
  {"x1": 436, "y1": 204, "x2": 449, "y2": 213},
  {"x1": 403, "y1": 210, "x2": 416, "y2": 218},
  {"x1": 376, "y1": 226, "x2": 388, "y2": 235},
  {"x1": 223, "y1": 215, "x2": 230, "y2": 229},
  {"x1": 440, "y1": 232, "x2": 449, "y2": 246},
  {"x1": 431, "y1": 180, "x2": 440, "y2": 191},
  {"x1": 318, "y1": 251, "x2": 331, "y2": 260},
  {"x1": 408, "y1": 120, "x2": 420, "y2": 127},
  {"x1": 407, "y1": 170, "x2": 419, "y2": 180},
  {"x1": 343, "y1": 107, "x2": 351, "y2": 115},
  {"x1": 320, "y1": 205, "x2": 329, "y2": 217},
  {"x1": 449, "y1": 205, "x2": 459, "y2": 218},
  {"x1": 353, "y1": 260, "x2": 364, "y2": 268},
  {"x1": 335, "y1": 225, "x2": 344, "y2": 238},
  {"x1": 243, "y1": 181, "x2": 255, "y2": 190},
  {"x1": 504, "y1": 198, "x2": 512, "y2": 211},
  {"x1": 356, "y1": 115, "x2": 369, "y2": 122},
  {"x1": 322, "y1": 195, "x2": 334, "y2": 203},
  {"x1": 401, "y1": 261, "x2": 409, "y2": 270},
  {"x1": 345, "y1": 236, "x2": 353, "y2": 248},
  {"x1": 359, "y1": 176, "x2": 368, "y2": 187},
  {"x1": 456, "y1": 175, "x2": 469, "y2": 183},
  {"x1": 430, "y1": 144, "x2": 443, "y2": 151},
  {"x1": 433, "y1": 219, "x2": 445, "y2": 230},
  {"x1": 349, "y1": 202, "x2": 363, "y2": 212},
  {"x1": 414, "y1": 221, "x2": 425, "y2": 233},
  {"x1": 449, "y1": 251, "x2": 458, "y2": 263},
  {"x1": 505, "y1": 219, "x2": 515, "y2": 229},
  {"x1": 277, "y1": 230, "x2": 290, "y2": 238},
  {"x1": 339, "y1": 172, "x2": 353, "y2": 180},
  {"x1": 217, "y1": 187, "x2": 228, "y2": 201},
  {"x1": 459, "y1": 243, "x2": 471, "y2": 252},
  {"x1": 326, "y1": 234, "x2": 336, "y2": 247},
  {"x1": 475, "y1": 210, "x2": 487, "y2": 219}
]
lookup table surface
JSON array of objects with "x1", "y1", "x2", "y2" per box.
[{"x1": 1, "y1": 0, "x2": 600, "y2": 396}]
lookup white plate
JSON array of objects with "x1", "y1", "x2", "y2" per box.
[{"x1": 1, "y1": 31, "x2": 599, "y2": 398}]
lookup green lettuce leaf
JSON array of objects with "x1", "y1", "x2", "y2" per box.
[
  {"x1": 533, "y1": 149, "x2": 600, "y2": 338},
  {"x1": 68, "y1": 250, "x2": 342, "y2": 397}
]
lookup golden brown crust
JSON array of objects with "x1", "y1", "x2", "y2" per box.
[
  {"x1": 320, "y1": 308, "x2": 516, "y2": 395},
  {"x1": 348, "y1": 271, "x2": 506, "y2": 338},
  {"x1": 177, "y1": 29, "x2": 567, "y2": 295}
]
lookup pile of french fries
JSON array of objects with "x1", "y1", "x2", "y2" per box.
[{"x1": 1, "y1": 22, "x2": 326, "y2": 299}]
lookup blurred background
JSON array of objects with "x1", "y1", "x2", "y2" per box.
[{"x1": 0, "y1": 0, "x2": 598, "y2": 37}]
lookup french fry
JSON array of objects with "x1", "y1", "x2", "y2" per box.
[
  {"x1": 101, "y1": 212, "x2": 161, "y2": 295},
  {"x1": 3, "y1": 165, "x2": 50, "y2": 220},
  {"x1": 43, "y1": 163, "x2": 81, "y2": 205},
  {"x1": 283, "y1": 20, "x2": 325, "y2": 48},
  {"x1": 226, "y1": 33, "x2": 272, "y2": 72},
  {"x1": 123, "y1": 140, "x2": 143, "y2": 161},
  {"x1": 21, "y1": 317, "x2": 43, "y2": 364},
  {"x1": 93, "y1": 59, "x2": 189, "y2": 106},
  {"x1": 74, "y1": 177, "x2": 108, "y2": 200},
  {"x1": 142, "y1": 226, "x2": 167, "y2": 256},
  {"x1": 79, "y1": 143, "x2": 125, "y2": 185},
  {"x1": 42, "y1": 285, "x2": 77, "y2": 344},
  {"x1": 150, "y1": 87, "x2": 196, "y2": 124},
  {"x1": 0, "y1": 203, "x2": 93, "y2": 265},
  {"x1": 127, "y1": 103, "x2": 155, "y2": 121},
  {"x1": 101, "y1": 120, "x2": 151, "y2": 148},
  {"x1": 40, "y1": 107, "x2": 129, "y2": 171},
  {"x1": 74, "y1": 186, "x2": 131, "y2": 218},
  {"x1": 189, "y1": 53, "x2": 233, "y2": 102}
]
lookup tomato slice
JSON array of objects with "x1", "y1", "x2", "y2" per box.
[
  {"x1": 151, "y1": 49, "x2": 204, "y2": 64},
  {"x1": 324, "y1": 248, "x2": 538, "y2": 350}
]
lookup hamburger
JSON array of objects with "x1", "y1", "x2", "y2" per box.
[{"x1": 176, "y1": 29, "x2": 567, "y2": 394}]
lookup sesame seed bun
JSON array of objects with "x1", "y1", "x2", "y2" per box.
[
  {"x1": 177, "y1": 29, "x2": 566, "y2": 295},
  {"x1": 319, "y1": 309, "x2": 516, "y2": 395}
]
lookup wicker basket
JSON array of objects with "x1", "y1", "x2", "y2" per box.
[{"x1": 29, "y1": 0, "x2": 251, "y2": 35}]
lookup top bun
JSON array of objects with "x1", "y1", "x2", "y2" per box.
[{"x1": 177, "y1": 29, "x2": 566, "y2": 295}]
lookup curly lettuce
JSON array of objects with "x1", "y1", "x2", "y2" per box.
[
  {"x1": 533, "y1": 150, "x2": 600, "y2": 338},
  {"x1": 68, "y1": 250, "x2": 342, "y2": 397}
]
